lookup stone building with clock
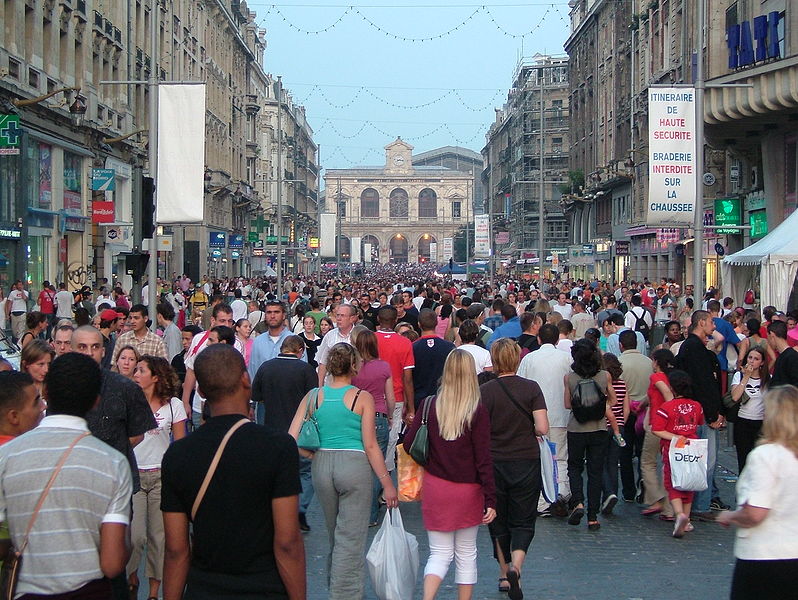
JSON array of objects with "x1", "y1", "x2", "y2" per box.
[{"x1": 323, "y1": 138, "x2": 481, "y2": 264}]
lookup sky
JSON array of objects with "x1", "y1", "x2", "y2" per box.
[{"x1": 245, "y1": 1, "x2": 573, "y2": 173}]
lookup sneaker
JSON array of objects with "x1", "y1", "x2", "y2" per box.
[
  {"x1": 600, "y1": 494, "x2": 618, "y2": 516},
  {"x1": 537, "y1": 506, "x2": 553, "y2": 518},
  {"x1": 710, "y1": 497, "x2": 730, "y2": 511},
  {"x1": 613, "y1": 433, "x2": 627, "y2": 447},
  {"x1": 673, "y1": 514, "x2": 689, "y2": 538},
  {"x1": 298, "y1": 513, "x2": 310, "y2": 532}
]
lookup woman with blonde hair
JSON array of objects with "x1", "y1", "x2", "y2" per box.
[
  {"x1": 404, "y1": 349, "x2": 496, "y2": 600},
  {"x1": 115, "y1": 345, "x2": 141, "y2": 380},
  {"x1": 718, "y1": 385, "x2": 798, "y2": 598},
  {"x1": 288, "y1": 342, "x2": 397, "y2": 600},
  {"x1": 480, "y1": 338, "x2": 548, "y2": 599}
]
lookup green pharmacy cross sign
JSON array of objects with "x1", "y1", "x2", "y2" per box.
[
  {"x1": 250, "y1": 214, "x2": 269, "y2": 234},
  {"x1": 0, "y1": 115, "x2": 22, "y2": 156}
]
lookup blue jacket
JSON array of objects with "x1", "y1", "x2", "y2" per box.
[{"x1": 486, "y1": 316, "x2": 522, "y2": 349}]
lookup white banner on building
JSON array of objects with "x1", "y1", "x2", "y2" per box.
[
  {"x1": 156, "y1": 84, "x2": 206, "y2": 223},
  {"x1": 320, "y1": 213, "x2": 337, "y2": 257},
  {"x1": 351, "y1": 236, "x2": 362, "y2": 263},
  {"x1": 474, "y1": 214, "x2": 490, "y2": 257},
  {"x1": 364, "y1": 243, "x2": 373, "y2": 263},
  {"x1": 443, "y1": 237, "x2": 453, "y2": 260},
  {"x1": 429, "y1": 242, "x2": 437, "y2": 262},
  {"x1": 646, "y1": 87, "x2": 697, "y2": 226}
]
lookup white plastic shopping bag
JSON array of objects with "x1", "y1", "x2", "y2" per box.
[
  {"x1": 669, "y1": 437, "x2": 709, "y2": 492},
  {"x1": 538, "y1": 436, "x2": 558, "y2": 503},
  {"x1": 366, "y1": 507, "x2": 419, "y2": 600}
]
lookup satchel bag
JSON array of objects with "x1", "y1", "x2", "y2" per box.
[
  {"x1": 297, "y1": 388, "x2": 321, "y2": 452},
  {"x1": 408, "y1": 396, "x2": 433, "y2": 466},
  {"x1": 0, "y1": 432, "x2": 90, "y2": 600},
  {"x1": 721, "y1": 386, "x2": 749, "y2": 424}
]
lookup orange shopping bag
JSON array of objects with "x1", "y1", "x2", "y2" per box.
[{"x1": 397, "y1": 445, "x2": 423, "y2": 502}]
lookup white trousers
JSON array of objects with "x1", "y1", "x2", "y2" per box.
[
  {"x1": 385, "y1": 402, "x2": 404, "y2": 472},
  {"x1": 424, "y1": 526, "x2": 479, "y2": 585}
]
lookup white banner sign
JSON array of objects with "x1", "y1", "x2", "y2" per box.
[
  {"x1": 647, "y1": 87, "x2": 697, "y2": 226},
  {"x1": 429, "y1": 242, "x2": 437, "y2": 261},
  {"x1": 320, "y1": 213, "x2": 337, "y2": 257},
  {"x1": 156, "y1": 84, "x2": 206, "y2": 223},
  {"x1": 474, "y1": 214, "x2": 490, "y2": 257},
  {"x1": 351, "y1": 236, "x2": 362, "y2": 263},
  {"x1": 364, "y1": 243, "x2": 373, "y2": 263},
  {"x1": 443, "y1": 237, "x2": 453, "y2": 260}
]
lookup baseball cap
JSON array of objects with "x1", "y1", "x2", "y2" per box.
[{"x1": 100, "y1": 308, "x2": 119, "y2": 321}]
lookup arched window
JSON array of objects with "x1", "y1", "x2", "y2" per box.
[
  {"x1": 418, "y1": 188, "x2": 437, "y2": 218},
  {"x1": 360, "y1": 188, "x2": 380, "y2": 218},
  {"x1": 417, "y1": 234, "x2": 437, "y2": 262},
  {"x1": 389, "y1": 188, "x2": 409, "y2": 219},
  {"x1": 338, "y1": 236, "x2": 351, "y2": 262},
  {"x1": 389, "y1": 234, "x2": 408, "y2": 263}
]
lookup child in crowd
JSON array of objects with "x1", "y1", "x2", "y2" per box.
[{"x1": 651, "y1": 370, "x2": 705, "y2": 538}]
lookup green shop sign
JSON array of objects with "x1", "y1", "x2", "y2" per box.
[{"x1": 714, "y1": 197, "x2": 742, "y2": 234}]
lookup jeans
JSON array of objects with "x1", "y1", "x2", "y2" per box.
[
  {"x1": 299, "y1": 457, "x2": 314, "y2": 515},
  {"x1": 601, "y1": 432, "x2": 620, "y2": 502},
  {"x1": 369, "y1": 415, "x2": 390, "y2": 523},
  {"x1": 313, "y1": 450, "x2": 373, "y2": 600},
  {"x1": 619, "y1": 412, "x2": 643, "y2": 500},
  {"x1": 191, "y1": 410, "x2": 202, "y2": 431},
  {"x1": 567, "y1": 430, "x2": 608, "y2": 521},
  {"x1": 255, "y1": 402, "x2": 265, "y2": 425},
  {"x1": 693, "y1": 424, "x2": 718, "y2": 513},
  {"x1": 424, "y1": 526, "x2": 479, "y2": 585},
  {"x1": 384, "y1": 403, "x2": 403, "y2": 472}
]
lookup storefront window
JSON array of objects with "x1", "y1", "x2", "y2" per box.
[
  {"x1": 0, "y1": 240, "x2": 14, "y2": 291},
  {"x1": 63, "y1": 152, "x2": 82, "y2": 215},
  {"x1": 26, "y1": 236, "x2": 47, "y2": 292}
]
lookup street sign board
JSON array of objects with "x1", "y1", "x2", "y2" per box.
[
  {"x1": 714, "y1": 197, "x2": 742, "y2": 234},
  {"x1": 229, "y1": 233, "x2": 244, "y2": 248},
  {"x1": 248, "y1": 231, "x2": 260, "y2": 242},
  {"x1": 0, "y1": 115, "x2": 21, "y2": 155},
  {"x1": 209, "y1": 231, "x2": 226, "y2": 247},
  {"x1": 91, "y1": 168, "x2": 116, "y2": 191}
]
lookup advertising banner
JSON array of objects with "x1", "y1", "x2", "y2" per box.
[
  {"x1": 429, "y1": 242, "x2": 437, "y2": 261},
  {"x1": 351, "y1": 236, "x2": 362, "y2": 263},
  {"x1": 209, "y1": 231, "x2": 226, "y2": 248},
  {"x1": 156, "y1": 84, "x2": 206, "y2": 223},
  {"x1": 364, "y1": 243, "x2": 372, "y2": 263},
  {"x1": 320, "y1": 213, "x2": 337, "y2": 257},
  {"x1": 92, "y1": 201, "x2": 115, "y2": 224},
  {"x1": 474, "y1": 214, "x2": 490, "y2": 257},
  {"x1": 443, "y1": 237, "x2": 453, "y2": 260},
  {"x1": 229, "y1": 234, "x2": 244, "y2": 248},
  {"x1": 647, "y1": 87, "x2": 697, "y2": 226}
]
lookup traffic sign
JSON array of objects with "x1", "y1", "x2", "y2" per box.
[{"x1": 0, "y1": 115, "x2": 21, "y2": 155}]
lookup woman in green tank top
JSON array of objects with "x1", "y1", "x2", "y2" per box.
[{"x1": 289, "y1": 343, "x2": 398, "y2": 600}]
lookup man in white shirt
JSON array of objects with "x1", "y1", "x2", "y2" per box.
[
  {"x1": 6, "y1": 281, "x2": 29, "y2": 342},
  {"x1": 624, "y1": 294, "x2": 653, "y2": 334},
  {"x1": 552, "y1": 292, "x2": 573, "y2": 320},
  {"x1": 55, "y1": 282, "x2": 74, "y2": 321},
  {"x1": 230, "y1": 289, "x2": 248, "y2": 322},
  {"x1": 518, "y1": 323, "x2": 573, "y2": 507},
  {"x1": 456, "y1": 320, "x2": 492, "y2": 373},
  {"x1": 316, "y1": 304, "x2": 359, "y2": 386}
]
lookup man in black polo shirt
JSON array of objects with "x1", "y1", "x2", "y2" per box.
[
  {"x1": 252, "y1": 335, "x2": 318, "y2": 532},
  {"x1": 161, "y1": 344, "x2": 305, "y2": 600},
  {"x1": 412, "y1": 308, "x2": 455, "y2": 410}
]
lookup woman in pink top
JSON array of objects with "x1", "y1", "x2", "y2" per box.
[
  {"x1": 351, "y1": 330, "x2": 395, "y2": 525},
  {"x1": 234, "y1": 318, "x2": 253, "y2": 366}
]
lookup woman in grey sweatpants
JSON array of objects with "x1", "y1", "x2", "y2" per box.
[{"x1": 289, "y1": 343, "x2": 399, "y2": 599}]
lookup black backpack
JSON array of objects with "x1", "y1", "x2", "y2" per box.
[
  {"x1": 630, "y1": 307, "x2": 651, "y2": 341},
  {"x1": 571, "y1": 377, "x2": 607, "y2": 423}
]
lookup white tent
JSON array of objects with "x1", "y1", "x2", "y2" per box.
[{"x1": 722, "y1": 209, "x2": 798, "y2": 310}]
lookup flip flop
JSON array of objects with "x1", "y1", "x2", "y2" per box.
[
  {"x1": 498, "y1": 577, "x2": 510, "y2": 593},
  {"x1": 506, "y1": 566, "x2": 523, "y2": 600},
  {"x1": 567, "y1": 506, "x2": 584, "y2": 525},
  {"x1": 641, "y1": 506, "x2": 662, "y2": 516}
]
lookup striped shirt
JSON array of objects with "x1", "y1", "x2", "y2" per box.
[
  {"x1": 609, "y1": 379, "x2": 627, "y2": 429},
  {"x1": 0, "y1": 415, "x2": 132, "y2": 597}
]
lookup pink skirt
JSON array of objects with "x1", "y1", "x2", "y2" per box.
[{"x1": 422, "y1": 471, "x2": 484, "y2": 531}]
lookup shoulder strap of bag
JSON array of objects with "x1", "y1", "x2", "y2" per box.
[
  {"x1": 19, "y1": 432, "x2": 90, "y2": 555},
  {"x1": 303, "y1": 388, "x2": 320, "y2": 421},
  {"x1": 421, "y1": 395, "x2": 433, "y2": 424},
  {"x1": 191, "y1": 418, "x2": 249, "y2": 521},
  {"x1": 494, "y1": 377, "x2": 534, "y2": 426}
]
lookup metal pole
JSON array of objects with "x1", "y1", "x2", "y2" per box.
[
  {"x1": 147, "y1": 0, "x2": 159, "y2": 327},
  {"x1": 489, "y1": 192, "x2": 494, "y2": 289},
  {"x1": 316, "y1": 144, "x2": 321, "y2": 275},
  {"x1": 692, "y1": 0, "x2": 705, "y2": 294},
  {"x1": 276, "y1": 76, "x2": 284, "y2": 296},
  {"x1": 336, "y1": 178, "x2": 342, "y2": 278},
  {"x1": 465, "y1": 179, "x2": 470, "y2": 277},
  {"x1": 539, "y1": 66, "x2": 546, "y2": 284}
]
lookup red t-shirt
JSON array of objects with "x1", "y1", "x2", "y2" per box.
[
  {"x1": 38, "y1": 289, "x2": 55, "y2": 314},
  {"x1": 651, "y1": 397, "x2": 704, "y2": 439},
  {"x1": 375, "y1": 330, "x2": 414, "y2": 404},
  {"x1": 647, "y1": 372, "x2": 670, "y2": 416}
]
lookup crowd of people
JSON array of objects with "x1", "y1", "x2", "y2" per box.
[{"x1": 0, "y1": 265, "x2": 796, "y2": 600}]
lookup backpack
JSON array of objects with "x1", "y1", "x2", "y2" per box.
[
  {"x1": 570, "y1": 377, "x2": 607, "y2": 423},
  {"x1": 744, "y1": 289, "x2": 755, "y2": 305},
  {"x1": 630, "y1": 307, "x2": 651, "y2": 341}
]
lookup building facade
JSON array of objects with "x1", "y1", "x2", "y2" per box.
[
  {"x1": 324, "y1": 139, "x2": 475, "y2": 264},
  {"x1": 482, "y1": 54, "x2": 571, "y2": 277},
  {"x1": 0, "y1": 0, "x2": 317, "y2": 293}
]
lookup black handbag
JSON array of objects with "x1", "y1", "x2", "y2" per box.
[
  {"x1": 722, "y1": 387, "x2": 749, "y2": 423},
  {"x1": 408, "y1": 396, "x2": 433, "y2": 465}
]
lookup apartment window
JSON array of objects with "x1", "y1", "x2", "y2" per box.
[
  {"x1": 28, "y1": 68, "x2": 39, "y2": 90},
  {"x1": 360, "y1": 188, "x2": 379, "y2": 218},
  {"x1": 452, "y1": 201, "x2": 462, "y2": 218},
  {"x1": 8, "y1": 59, "x2": 20, "y2": 80},
  {"x1": 777, "y1": 12, "x2": 786, "y2": 58}
]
